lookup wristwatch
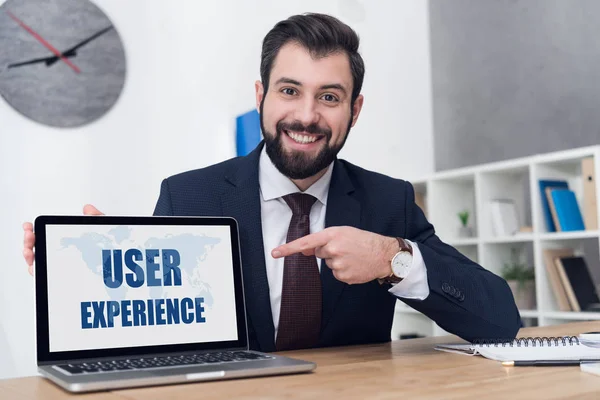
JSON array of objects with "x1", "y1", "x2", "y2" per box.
[{"x1": 379, "y1": 238, "x2": 413, "y2": 285}]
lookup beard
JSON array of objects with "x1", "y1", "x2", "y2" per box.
[{"x1": 260, "y1": 98, "x2": 353, "y2": 180}]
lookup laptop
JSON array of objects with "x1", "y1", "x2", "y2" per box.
[{"x1": 34, "y1": 215, "x2": 315, "y2": 393}]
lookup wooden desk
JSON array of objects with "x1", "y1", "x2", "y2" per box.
[{"x1": 2, "y1": 321, "x2": 600, "y2": 399}]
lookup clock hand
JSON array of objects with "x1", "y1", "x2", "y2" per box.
[
  {"x1": 45, "y1": 49, "x2": 76, "y2": 67},
  {"x1": 46, "y1": 25, "x2": 114, "y2": 66},
  {"x1": 44, "y1": 26, "x2": 112, "y2": 67},
  {"x1": 5, "y1": 25, "x2": 113, "y2": 70},
  {"x1": 7, "y1": 52, "x2": 77, "y2": 69},
  {"x1": 5, "y1": 10, "x2": 81, "y2": 74},
  {"x1": 57, "y1": 26, "x2": 114, "y2": 57}
]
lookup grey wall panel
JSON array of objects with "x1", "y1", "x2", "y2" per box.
[{"x1": 430, "y1": 0, "x2": 600, "y2": 171}]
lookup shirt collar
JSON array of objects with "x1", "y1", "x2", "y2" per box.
[{"x1": 258, "y1": 146, "x2": 333, "y2": 206}]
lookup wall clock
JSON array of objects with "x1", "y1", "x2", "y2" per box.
[{"x1": 0, "y1": 0, "x2": 126, "y2": 128}]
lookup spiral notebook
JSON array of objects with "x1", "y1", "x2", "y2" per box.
[{"x1": 435, "y1": 337, "x2": 600, "y2": 362}]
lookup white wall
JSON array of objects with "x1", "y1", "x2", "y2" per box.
[{"x1": 0, "y1": 0, "x2": 433, "y2": 378}]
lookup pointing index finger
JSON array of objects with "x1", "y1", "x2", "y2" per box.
[{"x1": 272, "y1": 231, "x2": 330, "y2": 258}]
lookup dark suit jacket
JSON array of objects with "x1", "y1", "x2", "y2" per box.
[{"x1": 153, "y1": 143, "x2": 521, "y2": 352}]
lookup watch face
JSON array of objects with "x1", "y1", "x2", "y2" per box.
[
  {"x1": 0, "y1": 0, "x2": 126, "y2": 128},
  {"x1": 392, "y1": 251, "x2": 412, "y2": 277}
]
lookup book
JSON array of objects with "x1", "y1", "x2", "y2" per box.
[
  {"x1": 489, "y1": 199, "x2": 519, "y2": 236},
  {"x1": 582, "y1": 157, "x2": 598, "y2": 230},
  {"x1": 555, "y1": 256, "x2": 582, "y2": 311},
  {"x1": 555, "y1": 256, "x2": 600, "y2": 312},
  {"x1": 539, "y1": 180, "x2": 569, "y2": 232},
  {"x1": 547, "y1": 189, "x2": 585, "y2": 231},
  {"x1": 541, "y1": 248, "x2": 573, "y2": 311},
  {"x1": 435, "y1": 336, "x2": 600, "y2": 362},
  {"x1": 545, "y1": 187, "x2": 563, "y2": 232}
]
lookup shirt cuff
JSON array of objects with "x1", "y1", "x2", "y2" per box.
[{"x1": 387, "y1": 240, "x2": 430, "y2": 300}]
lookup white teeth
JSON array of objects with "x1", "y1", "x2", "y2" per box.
[{"x1": 287, "y1": 131, "x2": 318, "y2": 144}]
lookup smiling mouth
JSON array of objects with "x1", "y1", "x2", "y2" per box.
[{"x1": 283, "y1": 129, "x2": 325, "y2": 144}]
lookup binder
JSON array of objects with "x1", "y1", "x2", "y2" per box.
[
  {"x1": 235, "y1": 109, "x2": 261, "y2": 156},
  {"x1": 538, "y1": 180, "x2": 569, "y2": 232},
  {"x1": 582, "y1": 157, "x2": 598, "y2": 230},
  {"x1": 542, "y1": 248, "x2": 573, "y2": 311},
  {"x1": 555, "y1": 256, "x2": 600, "y2": 312}
]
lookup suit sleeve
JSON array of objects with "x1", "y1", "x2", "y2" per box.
[
  {"x1": 153, "y1": 179, "x2": 175, "y2": 216},
  {"x1": 399, "y1": 182, "x2": 521, "y2": 342}
]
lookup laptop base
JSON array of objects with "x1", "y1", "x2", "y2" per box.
[{"x1": 40, "y1": 354, "x2": 315, "y2": 393}]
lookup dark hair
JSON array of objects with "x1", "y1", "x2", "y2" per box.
[{"x1": 260, "y1": 13, "x2": 365, "y2": 105}]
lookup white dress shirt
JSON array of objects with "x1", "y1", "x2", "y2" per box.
[{"x1": 258, "y1": 148, "x2": 430, "y2": 338}]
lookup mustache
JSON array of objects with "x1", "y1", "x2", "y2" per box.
[{"x1": 276, "y1": 120, "x2": 332, "y2": 138}]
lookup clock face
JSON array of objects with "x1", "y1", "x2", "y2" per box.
[{"x1": 0, "y1": 0, "x2": 126, "y2": 128}]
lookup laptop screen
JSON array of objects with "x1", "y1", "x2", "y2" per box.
[{"x1": 34, "y1": 216, "x2": 248, "y2": 362}]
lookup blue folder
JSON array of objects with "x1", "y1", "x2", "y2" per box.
[
  {"x1": 550, "y1": 189, "x2": 585, "y2": 231},
  {"x1": 236, "y1": 109, "x2": 261, "y2": 156},
  {"x1": 539, "y1": 179, "x2": 569, "y2": 232}
]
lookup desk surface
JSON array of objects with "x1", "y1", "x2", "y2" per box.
[{"x1": 2, "y1": 321, "x2": 600, "y2": 399}]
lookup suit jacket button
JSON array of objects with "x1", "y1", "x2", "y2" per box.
[
  {"x1": 442, "y1": 283, "x2": 450, "y2": 292},
  {"x1": 455, "y1": 290, "x2": 461, "y2": 298},
  {"x1": 459, "y1": 293, "x2": 465, "y2": 302},
  {"x1": 450, "y1": 287, "x2": 457, "y2": 296}
]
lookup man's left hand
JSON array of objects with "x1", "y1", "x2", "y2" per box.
[{"x1": 271, "y1": 226, "x2": 398, "y2": 284}]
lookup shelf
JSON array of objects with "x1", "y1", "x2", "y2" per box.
[
  {"x1": 539, "y1": 230, "x2": 599, "y2": 241},
  {"x1": 431, "y1": 170, "x2": 476, "y2": 183},
  {"x1": 390, "y1": 145, "x2": 600, "y2": 341},
  {"x1": 446, "y1": 238, "x2": 479, "y2": 246},
  {"x1": 479, "y1": 161, "x2": 530, "y2": 175},
  {"x1": 535, "y1": 145, "x2": 599, "y2": 165},
  {"x1": 542, "y1": 311, "x2": 600, "y2": 320},
  {"x1": 483, "y1": 234, "x2": 534, "y2": 244},
  {"x1": 519, "y1": 310, "x2": 539, "y2": 318}
]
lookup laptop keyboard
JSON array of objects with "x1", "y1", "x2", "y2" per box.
[{"x1": 56, "y1": 351, "x2": 273, "y2": 374}]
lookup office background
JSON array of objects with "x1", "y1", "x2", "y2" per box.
[
  {"x1": 430, "y1": 0, "x2": 600, "y2": 171},
  {"x1": 0, "y1": 0, "x2": 433, "y2": 379},
  {"x1": 0, "y1": 0, "x2": 596, "y2": 379},
  {"x1": 428, "y1": 0, "x2": 600, "y2": 288}
]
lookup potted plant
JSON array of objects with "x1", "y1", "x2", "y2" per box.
[
  {"x1": 501, "y1": 248, "x2": 536, "y2": 309},
  {"x1": 457, "y1": 210, "x2": 473, "y2": 237}
]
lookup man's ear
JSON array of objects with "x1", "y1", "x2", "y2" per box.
[
  {"x1": 255, "y1": 80, "x2": 264, "y2": 112},
  {"x1": 350, "y1": 94, "x2": 364, "y2": 127}
]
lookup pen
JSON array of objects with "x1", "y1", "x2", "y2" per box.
[{"x1": 502, "y1": 360, "x2": 600, "y2": 367}]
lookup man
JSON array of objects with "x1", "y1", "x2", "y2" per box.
[{"x1": 23, "y1": 13, "x2": 521, "y2": 352}]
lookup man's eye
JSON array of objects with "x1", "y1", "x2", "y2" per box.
[
  {"x1": 321, "y1": 94, "x2": 338, "y2": 102},
  {"x1": 282, "y1": 88, "x2": 297, "y2": 96}
]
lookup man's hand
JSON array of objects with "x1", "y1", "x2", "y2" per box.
[
  {"x1": 271, "y1": 226, "x2": 398, "y2": 285},
  {"x1": 22, "y1": 204, "x2": 104, "y2": 276}
]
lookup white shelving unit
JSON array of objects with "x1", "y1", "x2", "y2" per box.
[{"x1": 392, "y1": 145, "x2": 600, "y2": 339}]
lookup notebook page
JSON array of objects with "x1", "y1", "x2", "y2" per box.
[{"x1": 476, "y1": 343, "x2": 600, "y2": 362}]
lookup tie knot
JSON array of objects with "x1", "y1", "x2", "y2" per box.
[{"x1": 282, "y1": 193, "x2": 317, "y2": 216}]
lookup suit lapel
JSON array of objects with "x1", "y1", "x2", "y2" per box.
[
  {"x1": 320, "y1": 160, "x2": 361, "y2": 333},
  {"x1": 221, "y1": 143, "x2": 276, "y2": 352}
]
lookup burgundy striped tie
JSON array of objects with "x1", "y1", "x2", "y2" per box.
[{"x1": 275, "y1": 193, "x2": 322, "y2": 351}]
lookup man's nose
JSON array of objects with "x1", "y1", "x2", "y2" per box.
[{"x1": 294, "y1": 97, "x2": 320, "y2": 127}]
